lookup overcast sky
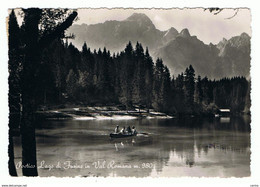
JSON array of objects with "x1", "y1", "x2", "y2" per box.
[{"x1": 75, "y1": 8, "x2": 251, "y2": 44}]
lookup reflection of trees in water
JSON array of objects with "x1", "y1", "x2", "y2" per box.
[
  {"x1": 166, "y1": 115, "x2": 251, "y2": 132},
  {"x1": 109, "y1": 116, "x2": 251, "y2": 176},
  {"x1": 25, "y1": 116, "x2": 250, "y2": 177},
  {"x1": 143, "y1": 116, "x2": 250, "y2": 174},
  {"x1": 107, "y1": 135, "x2": 172, "y2": 176}
]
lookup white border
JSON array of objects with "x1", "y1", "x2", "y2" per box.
[{"x1": 1, "y1": 0, "x2": 259, "y2": 187}]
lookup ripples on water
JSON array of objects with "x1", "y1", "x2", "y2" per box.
[{"x1": 13, "y1": 115, "x2": 250, "y2": 177}]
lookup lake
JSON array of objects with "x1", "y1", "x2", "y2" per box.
[{"x1": 13, "y1": 116, "x2": 251, "y2": 177}]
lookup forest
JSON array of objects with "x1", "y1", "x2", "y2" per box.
[
  {"x1": 19, "y1": 38, "x2": 250, "y2": 116},
  {"x1": 9, "y1": 11, "x2": 250, "y2": 118}
]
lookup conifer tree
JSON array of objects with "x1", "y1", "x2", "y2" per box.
[
  {"x1": 17, "y1": 8, "x2": 77, "y2": 176},
  {"x1": 184, "y1": 65, "x2": 195, "y2": 113},
  {"x1": 8, "y1": 9, "x2": 20, "y2": 177}
]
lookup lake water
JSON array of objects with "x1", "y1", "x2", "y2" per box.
[{"x1": 13, "y1": 116, "x2": 251, "y2": 177}]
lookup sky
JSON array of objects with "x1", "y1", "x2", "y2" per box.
[{"x1": 75, "y1": 8, "x2": 251, "y2": 44}]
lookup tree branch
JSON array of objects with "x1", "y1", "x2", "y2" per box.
[
  {"x1": 225, "y1": 9, "x2": 239, "y2": 19},
  {"x1": 39, "y1": 11, "x2": 78, "y2": 49}
]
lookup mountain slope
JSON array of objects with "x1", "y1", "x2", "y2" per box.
[
  {"x1": 154, "y1": 32, "x2": 250, "y2": 79},
  {"x1": 67, "y1": 13, "x2": 250, "y2": 79},
  {"x1": 154, "y1": 33, "x2": 221, "y2": 78},
  {"x1": 67, "y1": 13, "x2": 163, "y2": 51},
  {"x1": 217, "y1": 33, "x2": 251, "y2": 78}
]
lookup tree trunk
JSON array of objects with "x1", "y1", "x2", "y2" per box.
[
  {"x1": 8, "y1": 130, "x2": 17, "y2": 176},
  {"x1": 20, "y1": 101, "x2": 38, "y2": 176},
  {"x1": 20, "y1": 8, "x2": 42, "y2": 176},
  {"x1": 19, "y1": 8, "x2": 78, "y2": 176}
]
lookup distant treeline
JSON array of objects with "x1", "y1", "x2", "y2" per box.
[
  {"x1": 14, "y1": 39, "x2": 249, "y2": 116},
  {"x1": 9, "y1": 12, "x2": 250, "y2": 116}
]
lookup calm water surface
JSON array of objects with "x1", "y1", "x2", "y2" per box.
[{"x1": 14, "y1": 116, "x2": 250, "y2": 177}]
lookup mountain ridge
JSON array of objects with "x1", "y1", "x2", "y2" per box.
[{"x1": 67, "y1": 13, "x2": 250, "y2": 79}]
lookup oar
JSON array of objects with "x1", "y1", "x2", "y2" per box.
[{"x1": 138, "y1": 132, "x2": 149, "y2": 135}]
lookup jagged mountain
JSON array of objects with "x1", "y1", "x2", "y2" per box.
[
  {"x1": 67, "y1": 13, "x2": 164, "y2": 52},
  {"x1": 216, "y1": 32, "x2": 251, "y2": 79},
  {"x1": 162, "y1": 27, "x2": 179, "y2": 44},
  {"x1": 154, "y1": 32, "x2": 250, "y2": 79},
  {"x1": 154, "y1": 32, "x2": 220, "y2": 78},
  {"x1": 67, "y1": 13, "x2": 250, "y2": 79}
]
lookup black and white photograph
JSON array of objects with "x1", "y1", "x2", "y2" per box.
[{"x1": 1, "y1": 1, "x2": 260, "y2": 186}]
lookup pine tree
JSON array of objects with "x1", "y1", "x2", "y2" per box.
[
  {"x1": 161, "y1": 65, "x2": 171, "y2": 112},
  {"x1": 184, "y1": 65, "x2": 195, "y2": 113},
  {"x1": 132, "y1": 42, "x2": 146, "y2": 109},
  {"x1": 244, "y1": 80, "x2": 251, "y2": 114},
  {"x1": 118, "y1": 41, "x2": 135, "y2": 108},
  {"x1": 18, "y1": 8, "x2": 77, "y2": 176},
  {"x1": 194, "y1": 75, "x2": 203, "y2": 104},
  {"x1": 8, "y1": 9, "x2": 20, "y2": 177},
  {"x1": 152, "y1": 58, "x2": 164, "y2": 111},
  {"x1": 173, "y1": 73, "x2": 186, "y2": 114},
  {"x1": 66, "y1": 69, "x2": 78, "y2": 100},
  {"x1": 144, "y1": 47, "x2": 154, "y2": 110},
  {"x1": 201, "y1": 76, "x2": 210, "y2": 104}
]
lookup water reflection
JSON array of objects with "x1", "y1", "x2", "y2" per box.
[
  {"x1": 13, "y1": 116, "x2": 250, "y2": 177},
  {"x1": 111, "y1": 138, "x2": 136, "y2": 151}
]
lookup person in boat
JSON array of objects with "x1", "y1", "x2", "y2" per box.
[
  {"x1": 132, "y1": 126, "x2": 137, "y2": 135},
  {"x1": 115, "y1": 125, "x2": 120, "y2": 134},
  {"x1": 126, "y1": 126, "x2": 132, "y2": 135},
  {"x1": 120, "y1": 126, "x2": 126, "y2": 134}
]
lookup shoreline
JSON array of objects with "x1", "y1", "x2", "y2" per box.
[
  {"x1": 36, "y1": 106, "x2": 175, "y2": 120},
  {"x1": 35, "y1": 104, "x2": 249, "y2": 121}
]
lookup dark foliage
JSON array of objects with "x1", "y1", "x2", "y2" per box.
[
  {"x1": 32, "y1": 38, "x2": 250, "y2": 116},
  {"x1": 8, "y1": 8, "x2": 78, "y2": 176}
]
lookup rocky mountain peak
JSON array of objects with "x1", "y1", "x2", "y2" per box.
[
  {"x1": 165, "y1": 27, "x2": 178, "y2": 36},
  {"x1": 126, "y1": 13, "x2": 153, "y2": 24},
  {"x1": 124, "y1": 13, "x2": 156, "y2": 32},
  {"x1": 179, "y1": 28, "x2": 191, "y2": 38},
  {"x1": 221, "y1": 37, "x2": 227, "y2": 43},
  {"x1": 163, "y1": 27, "x2": 179, "y2": 42},
  {"x1": 217, "y1": 37, "x2": 227, "y2": 49},
  {"x1": 228, "y1": 32, "x2": 250, "y2": 48},
  {"x1": 240, "y1": 32, "x2": 250, "y2": 39}
]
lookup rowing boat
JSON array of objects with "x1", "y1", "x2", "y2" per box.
[
  {"x1": 109, "y1": 132, "x2": 149, "y2": 138},
  {"x1": 109, "y1": 133, "x2": 136, "y2": 138}
]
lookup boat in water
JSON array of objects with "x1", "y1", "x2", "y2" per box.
[
  {"x1": 109, "y1": 133, "x2": 136, "y2": 138},
  {"x1": 109, "y1": 131, "x2": 149, "y2": 138}
]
